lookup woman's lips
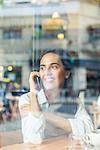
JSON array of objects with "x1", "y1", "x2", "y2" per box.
[
  {"x1": 45, "y1": 78, "x2": 53, "y2": 82},
  {"x1": 44, "y1": 77, "x2": 54, "y2": 82}
]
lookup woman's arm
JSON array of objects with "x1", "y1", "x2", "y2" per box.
[
  {"x1": 19, "y1": 72, "x2": 45, "y2": 144},
  {"x1": 29, "y1": 71, "x2": 41, "y2": 112},
  {"x1": 19, "y1": 92, "x2": 45, "y2": 144},
  {"x1": 44, "y1": 112, "x2": 72, "y2": 134}
]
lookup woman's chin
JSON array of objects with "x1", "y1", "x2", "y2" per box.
[{"x1": 44, "y1": 85, "x2": 56, "y2": 91}]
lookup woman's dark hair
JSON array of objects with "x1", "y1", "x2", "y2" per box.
[{"x1": 36, "y1": 49, "x2": 72, "y2": 71}]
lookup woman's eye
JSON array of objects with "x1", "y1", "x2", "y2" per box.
[
  {"x1": 51, "y1": 65, "x2": 58, "y2": 69},
  {"x1": 40, "y1": 66, "x2": 45, "y2": 70}
]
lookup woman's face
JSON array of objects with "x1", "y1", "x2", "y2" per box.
[{"x1": 39, "y1": 53, "x2": 66, "y2": 91}]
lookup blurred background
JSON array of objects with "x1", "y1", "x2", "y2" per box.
[{"x1": 0, "y1": 0, "x2": 100, "y2": 147}]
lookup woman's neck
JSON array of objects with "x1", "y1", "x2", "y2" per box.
[{"x1": 45, "y1": 89, "x2": 60, "y2": 102}]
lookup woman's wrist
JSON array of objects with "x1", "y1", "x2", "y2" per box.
[
  {"x1": 30, "y1": 89, "x2": 39, "y2": 94},
  {"x1": 30, "y1": 111, "x2": 42, "y2": 118}
]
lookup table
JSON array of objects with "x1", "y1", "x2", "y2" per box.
[{"x1": 1, "y1": 135, "x2": 82, "y2": 150}]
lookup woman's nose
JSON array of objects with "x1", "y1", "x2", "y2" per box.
[{"x1": 44, "y1": 67, "x2": 52, "y2": 75}]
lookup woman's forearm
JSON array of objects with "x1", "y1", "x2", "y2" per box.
[
  {"x1": 44, "y1": 112, "x2": 72, "y2": 134},
  {"x1": 29, "y1": 92, "x2": 41, "y2": 112}
]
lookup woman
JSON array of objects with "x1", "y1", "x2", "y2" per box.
[{"x1": 19, "y1": 49, "x2": 93, "y2": 144}]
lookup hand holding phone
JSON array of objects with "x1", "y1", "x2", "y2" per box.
[
  {"x1": 34, "y1": 76, "x2": 42, "y2": 91},
  {"x1": 34, "y1": 76, "x2": 49, "y2": 110}
]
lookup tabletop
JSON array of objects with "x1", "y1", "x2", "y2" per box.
[{"x1": 1, "y1": 135, "x2": 83, "y2": 150}]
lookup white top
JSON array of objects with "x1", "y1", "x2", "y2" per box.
[
  {"x1": 19, "y1": 90, "x2": 93, "y2": 144},
  {"x1": 97, "y1": 95, "x2": 100, "y2": 106}
]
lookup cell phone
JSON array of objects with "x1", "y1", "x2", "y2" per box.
[{"x1": 34, "y1": 76, "x2": 42, "y2": 91}]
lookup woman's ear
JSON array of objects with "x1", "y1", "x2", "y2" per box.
[{"x1": 65, "y1": 71, "x2": 70, "y2": 79}]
